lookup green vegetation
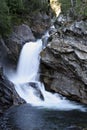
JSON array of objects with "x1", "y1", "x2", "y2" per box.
[
  {"x1": 0, "y1": 0, "x2": 87, "y2": 37},
  {"x1": 0, "y1": 0, "x2": 11, "y2": 36},
  {"x1": 6, "y1": 0, "x2": 24, "y2": 14},
  {"x1": 59, "y1": 0, "x2": 87, "y2": 19},
  {"x1": 0, "y1": 0, "x2": 49, "y2": 37},
  {"x1": 23, "y1": 0, "x2": 49, "y2": 12},
  {"x1": 0, "y1": 0, "x2": 24, "y2": 36}
]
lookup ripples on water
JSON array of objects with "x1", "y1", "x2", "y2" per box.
[{"x1": 0, "y1": 104, "x2": 87, "y2": 130}]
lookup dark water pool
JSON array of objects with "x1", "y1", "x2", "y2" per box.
[{"x1": 0, "y1": 104, "x2": 87, "y2": 130}]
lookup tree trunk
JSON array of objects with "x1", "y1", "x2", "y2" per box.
[{"x1": 71, "y1": 0, "x2": 77, "y2": 7}]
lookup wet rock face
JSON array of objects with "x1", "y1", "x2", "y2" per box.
[
  {"x1": 21, "y1": 82, "x2": 44, "y2": 101},
  {"x1": 41, "y1": 17, "x2": 87, "y2": 104},
  {"x1": 6, "y1": 24, "x2": 35, "y2": 62},
  {"x1": 0, "y1": 66, "x2": 25, "y2": 115}
]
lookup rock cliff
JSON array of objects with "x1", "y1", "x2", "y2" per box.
[
  {"x1": 41, "y1": 15, "x2": 87, "y2": 104},
  {"x1": 0, "y1": 66, "x2": 25, "y2": 115}
]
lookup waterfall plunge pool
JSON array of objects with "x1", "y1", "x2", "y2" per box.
[
  {"x1": 6, "y1": 37, "x2": 86, "y2": 112},
  {"x1": 3, "y1": 31, "x2": 87, "y2": 130},
  {"x1": 0, "y1": 104, "x2": 87, "y2": 130}
]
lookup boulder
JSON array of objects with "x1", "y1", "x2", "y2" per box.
[
  {"x1": 21, "y1": 82, "x2": 44, "y2": 101},
  {"x1": 0, "y1": 66, "x2": 25, "y2": 115},
  {"x1": 40, "y1": 19, "x2": 87, "y2": 104},
  {"x1": 63, "y1": 20, "x2": 87, "y2": 37},
  {"x1": 6, "y1": 24, "x2": 35, "y2": 62}
]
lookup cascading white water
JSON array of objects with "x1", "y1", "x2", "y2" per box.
[
  {"x1": 8, "y1": 35, "x2": 86, "y2": 111},
  {"x1": 16, "y1": 39, "x2": 42, "y2": 83}
]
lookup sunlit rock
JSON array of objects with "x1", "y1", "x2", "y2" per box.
[{"x1": 50, "y1": 0, "x2": 61, "y2": 17}]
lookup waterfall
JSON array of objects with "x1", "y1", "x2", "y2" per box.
[
  {"x1": 8, "y1": 35, "x2": 85, "y2": 111},
  {"x1": 16, "y1": 39, "x2": 42, "y2": 83}
]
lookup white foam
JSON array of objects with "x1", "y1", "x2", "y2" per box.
[{"x1": 8, "y1": 38, "x2": 86, "y2": 111}]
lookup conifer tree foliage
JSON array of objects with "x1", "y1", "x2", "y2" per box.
[
  {"x1": 0, "y1": 0, "x2": 11, "y2": 36},
  {"x1": 6, "y1": 0, "x2": 24, "y2": 14},
  {"x1": 59, "y1": 0, "x2": 87, "y2": 18},
  {"x1": 0, "y1": 0, "x2": 49, "y2": 36},
  {"x1": 0, "y1": 0, "x2": 86, "y2": 37}
]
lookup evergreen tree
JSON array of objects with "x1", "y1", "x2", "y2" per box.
[
  {"x1": 0, "y1": 0, "x2": 11, "y2": 36},
  {"x1": 6, "y1": 0, "x2": 24, "y2": 14}
]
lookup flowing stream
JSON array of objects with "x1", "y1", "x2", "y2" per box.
[
  {"x1": 8, "y1": 33, "x2": 86, "y2": 111},
  {"x1": 2, "y1": 32, "x2": 87, "y2": 130}
]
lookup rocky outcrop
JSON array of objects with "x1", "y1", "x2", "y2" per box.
[
  {"x1": 41, "y1": 17, "x2": 87, "y2": 104},
  {"x1": 21, "y1": 82, "x2": 44, "y2": 101},
  {"x1": 2, "y1": 12, "x2": 51, "y2": 63},
  {"x1": 0, "y1": 66, "x2": 25, "y2": 115},
  {"x1": 5, "y1": 24, "x2": 35, "y2": 62},
  {"x1": 30, "y1": 12, "x2": 51, "y2": 38}
]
